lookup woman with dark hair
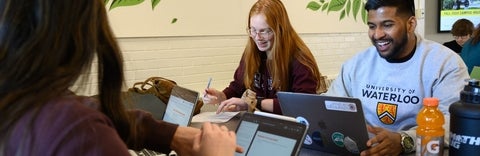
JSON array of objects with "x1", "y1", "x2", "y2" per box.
[
  {"x1": 204, "y1": 0, "x2": 326, "y2": 115},
  {"x1": 0, "y1": 0, "x2": 238, "y2": 155},
  {"x1": 461, "y1": 23, "x2": 480, "y2": 74}
]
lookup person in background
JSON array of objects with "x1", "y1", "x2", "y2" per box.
[
  {"x1": 461, "y1": 23, "x2": 480, "y2": 74},
  {"x1": 0, "y1": 0, "x2": 239, "y2": 156},
  {"x1": 443, "y1": 18, "x2": 474, "y2": 53},
  {"x1": 325, "y1": 0, "x2": 470, "y2": 155},
  {"x1": 203, "y1": 0, "x2": 327, "y2": 115}
]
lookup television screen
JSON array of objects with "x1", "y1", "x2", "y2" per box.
[{"x1": 438, "y1": 0, "x2": 480, "y2": 33}]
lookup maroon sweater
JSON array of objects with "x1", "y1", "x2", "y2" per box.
[
  {"x1": 6, "y1": 92, "x2": 177, "y2": 156},
  {"x1": 223, "y1": 53, "x2": 318, "y2": 114}
]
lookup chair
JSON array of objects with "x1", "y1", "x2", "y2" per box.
[{"x1": 471, "y1": 66, "x2": 480, "y2": 80}]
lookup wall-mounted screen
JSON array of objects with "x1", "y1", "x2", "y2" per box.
[{"x1": 438, "y1": 0, "x2": 480, "y2": 33}]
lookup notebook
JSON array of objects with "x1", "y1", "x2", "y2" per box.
[
  {"x1": 234, "y1": 112, "x2": 308, "y2": 156},
  {"x1": 471, "y1": 66, "x2": 480, "y2": 80},
  {"x1": 162, "y1": 85, "x2": 199, "y2": 126},
  {"x1": 277, "y1": 92, "x2": 370, "y2": 155}
]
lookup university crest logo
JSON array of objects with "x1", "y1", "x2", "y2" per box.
[{"x1": 376, "y1": 103, "x2": 398, "y2": 125}]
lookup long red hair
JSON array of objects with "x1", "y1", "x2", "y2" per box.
[{"x1": 243, "y1": 0, "x2": 326, "y2": 93}]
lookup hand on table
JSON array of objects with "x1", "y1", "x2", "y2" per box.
[
  {"x1": 216, "y1": 97, "x2": 248, "y2": 114},
  {"x1": 360, "y1": 125, "x2": 402, "y2": 156},
  {"x1": 193, "y1": 122, "x2": 243, "y2": 156}
]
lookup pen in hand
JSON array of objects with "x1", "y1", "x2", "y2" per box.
[{"x1": 204, "y1": 77, "x2": 212, "y2": 98}]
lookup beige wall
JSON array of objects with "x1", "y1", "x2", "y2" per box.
[
  {"x1": 74, "y1": 32, "x2": 371, "y2": 96},
  {"x1": 107, "y1": 0, "x2": 367, "y2": 37},
  {"x1": 75, "y1": 0, "x2": 437, "y2": 96}
]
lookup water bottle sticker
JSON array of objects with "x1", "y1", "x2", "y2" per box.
[{"x1": 325, "y1": 101, "x2": 357, "y2": 112}]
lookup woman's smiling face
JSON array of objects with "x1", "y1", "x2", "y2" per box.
[{"x1": 249, "y1": 14, "x2": 274, "y2": 53}]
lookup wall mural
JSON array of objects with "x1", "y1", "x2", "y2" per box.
[
  {"x1": 105, "y1": 0, "x2": 161, "y2": 10},
  {"x1": 306, "y1": 0, "x2": 368, "y2": 23},
  {"x1": 104, "y1": 0, "x2": 367, "y2": 38},
  {"x1": 105, "y1": 0, "x2": 178, "y2": 24}
]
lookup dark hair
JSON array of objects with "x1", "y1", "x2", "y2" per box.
[
  {"x1": 0, "y1": 0, "x2": 138, "y2": 152},
  {"x1": 451, "y1": 19, "x2": 474, "y2": 36},
  {"x1": 471, "y1": 23, "x2": 480, "y2": 45},
  {"x1": 365, "y1": 0, "x2": 415, "y2": 18}
]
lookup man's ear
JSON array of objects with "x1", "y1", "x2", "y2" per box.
[{"x1": 406, "y1": 16, "x2": 417, "y2": 33}]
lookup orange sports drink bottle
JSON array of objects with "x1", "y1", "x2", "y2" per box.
[{"x1": 416, "y1": 97, "x2": 444, "y2": 156}]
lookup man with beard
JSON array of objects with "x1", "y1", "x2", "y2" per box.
[{"x1": 325, "y1": 0, "x2": 469, "y2": 155}]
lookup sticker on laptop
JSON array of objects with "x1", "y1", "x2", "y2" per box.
[
  {"x1": 296, "y1": 116, "x2": 313, "y2": 145},
  {"x1": 344, "y1": 136, "x2": 360, "y2": 154},
  {"x1": 331, "y1": 132, "x2": 360, "y2": 154},
  {"x1": 325, "y1": 100, "x2": 357, "y2": 112},
  {"x1": 331, "y1": 132, "x2": 345, "y2": 147}
]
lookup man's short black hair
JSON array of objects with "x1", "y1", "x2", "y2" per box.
[{"x1": 365, "y1": 0, "x2": 415, "y2": 17}]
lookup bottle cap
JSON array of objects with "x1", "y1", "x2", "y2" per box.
[
  {"x1": 423, "y1": 97, "x2": 439, "y2": 106},
  {"x1": 460, "y1": 79, "x2": 480, "y2": 104}
]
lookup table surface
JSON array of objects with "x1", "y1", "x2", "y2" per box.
[{"x1": 190, "y1": 111, "x2": 449, "y2": 156}]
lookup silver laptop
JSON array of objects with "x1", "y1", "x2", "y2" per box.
[
  {"x1": 162, "y1": 85, "x2": 199, "y2": 126},
  {"x1": 277, "y1": 92, "x2": 370, "y2": 155},
  {"x1": 234, "y1": 112, "x2": 308, "y2": 156}
]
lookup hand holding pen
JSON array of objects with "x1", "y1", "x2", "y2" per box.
[
  {"x1": 203, "y1": 78, "x2": 222, "y2": 105},
  {"x1": 203, "y1": 77, "x2": 212, "y2": 98}
]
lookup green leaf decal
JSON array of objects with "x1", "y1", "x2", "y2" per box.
[
  {"x1": 345, "y1": 0, "x2": 351, "y2": 17},
  {"x1": 171, "y1": 18, "x2": 177, "y2": 24},
  {"x1": 307, "y1": 1, "x2": 321, "y2": 11},
  {"x1": 361, "y1": 2, "x2": 367, "y2": 23},
  {"x1": 352, "y1": 0, "x2": 361, "y2": 20},
  {"x1": 152, "y1": 0, "x2": 160, "y2": 10},
  {"x1": 308, "y1": 0, "x2": 367, "y2": 24},
  {"x1": 321, "y1": 2, "x2": 328, "y2": 11},
  {"x1": 327, "y1": 0, "x2": 346, "y2": 12},
  {"x1": 109, "y1": 0, "x2": 144, "y2": 10}
]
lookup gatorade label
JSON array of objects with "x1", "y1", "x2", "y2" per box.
[{"x1": 416, "y1": 136, "x2": 444, "y2": 156}]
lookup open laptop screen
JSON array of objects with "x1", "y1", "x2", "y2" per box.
[
  {"x1": 235, "y1": 113, "x2": 307, "y2": 156},
  {"x1": 162, "y1": 85, "x2": 199, "y2": 126}
]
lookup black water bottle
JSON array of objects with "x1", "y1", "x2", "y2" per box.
[{"x1": 449, "y1": 79, "x2": 480, "y2": 155}]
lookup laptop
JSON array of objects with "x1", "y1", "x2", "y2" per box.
[
  {"x1": 277, "y1": 92, "x2": 370, "y2": 155},
  {"x1": 234, "y1": 112, "x2": 308, "y2": 156},
  {"x1": 122, "y1": 92, "x2": 167, "y2": 120},
  {"x1": 162, "y1": 85, "x2": 199, "y2": 126}
]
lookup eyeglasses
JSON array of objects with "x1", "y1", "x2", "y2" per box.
[
  {"x1": 454, "y1": 35, "x2": 470, "y2": 40},
  {"x1": 247, "y1": 28, "x2": 273, "y2": 38}
]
